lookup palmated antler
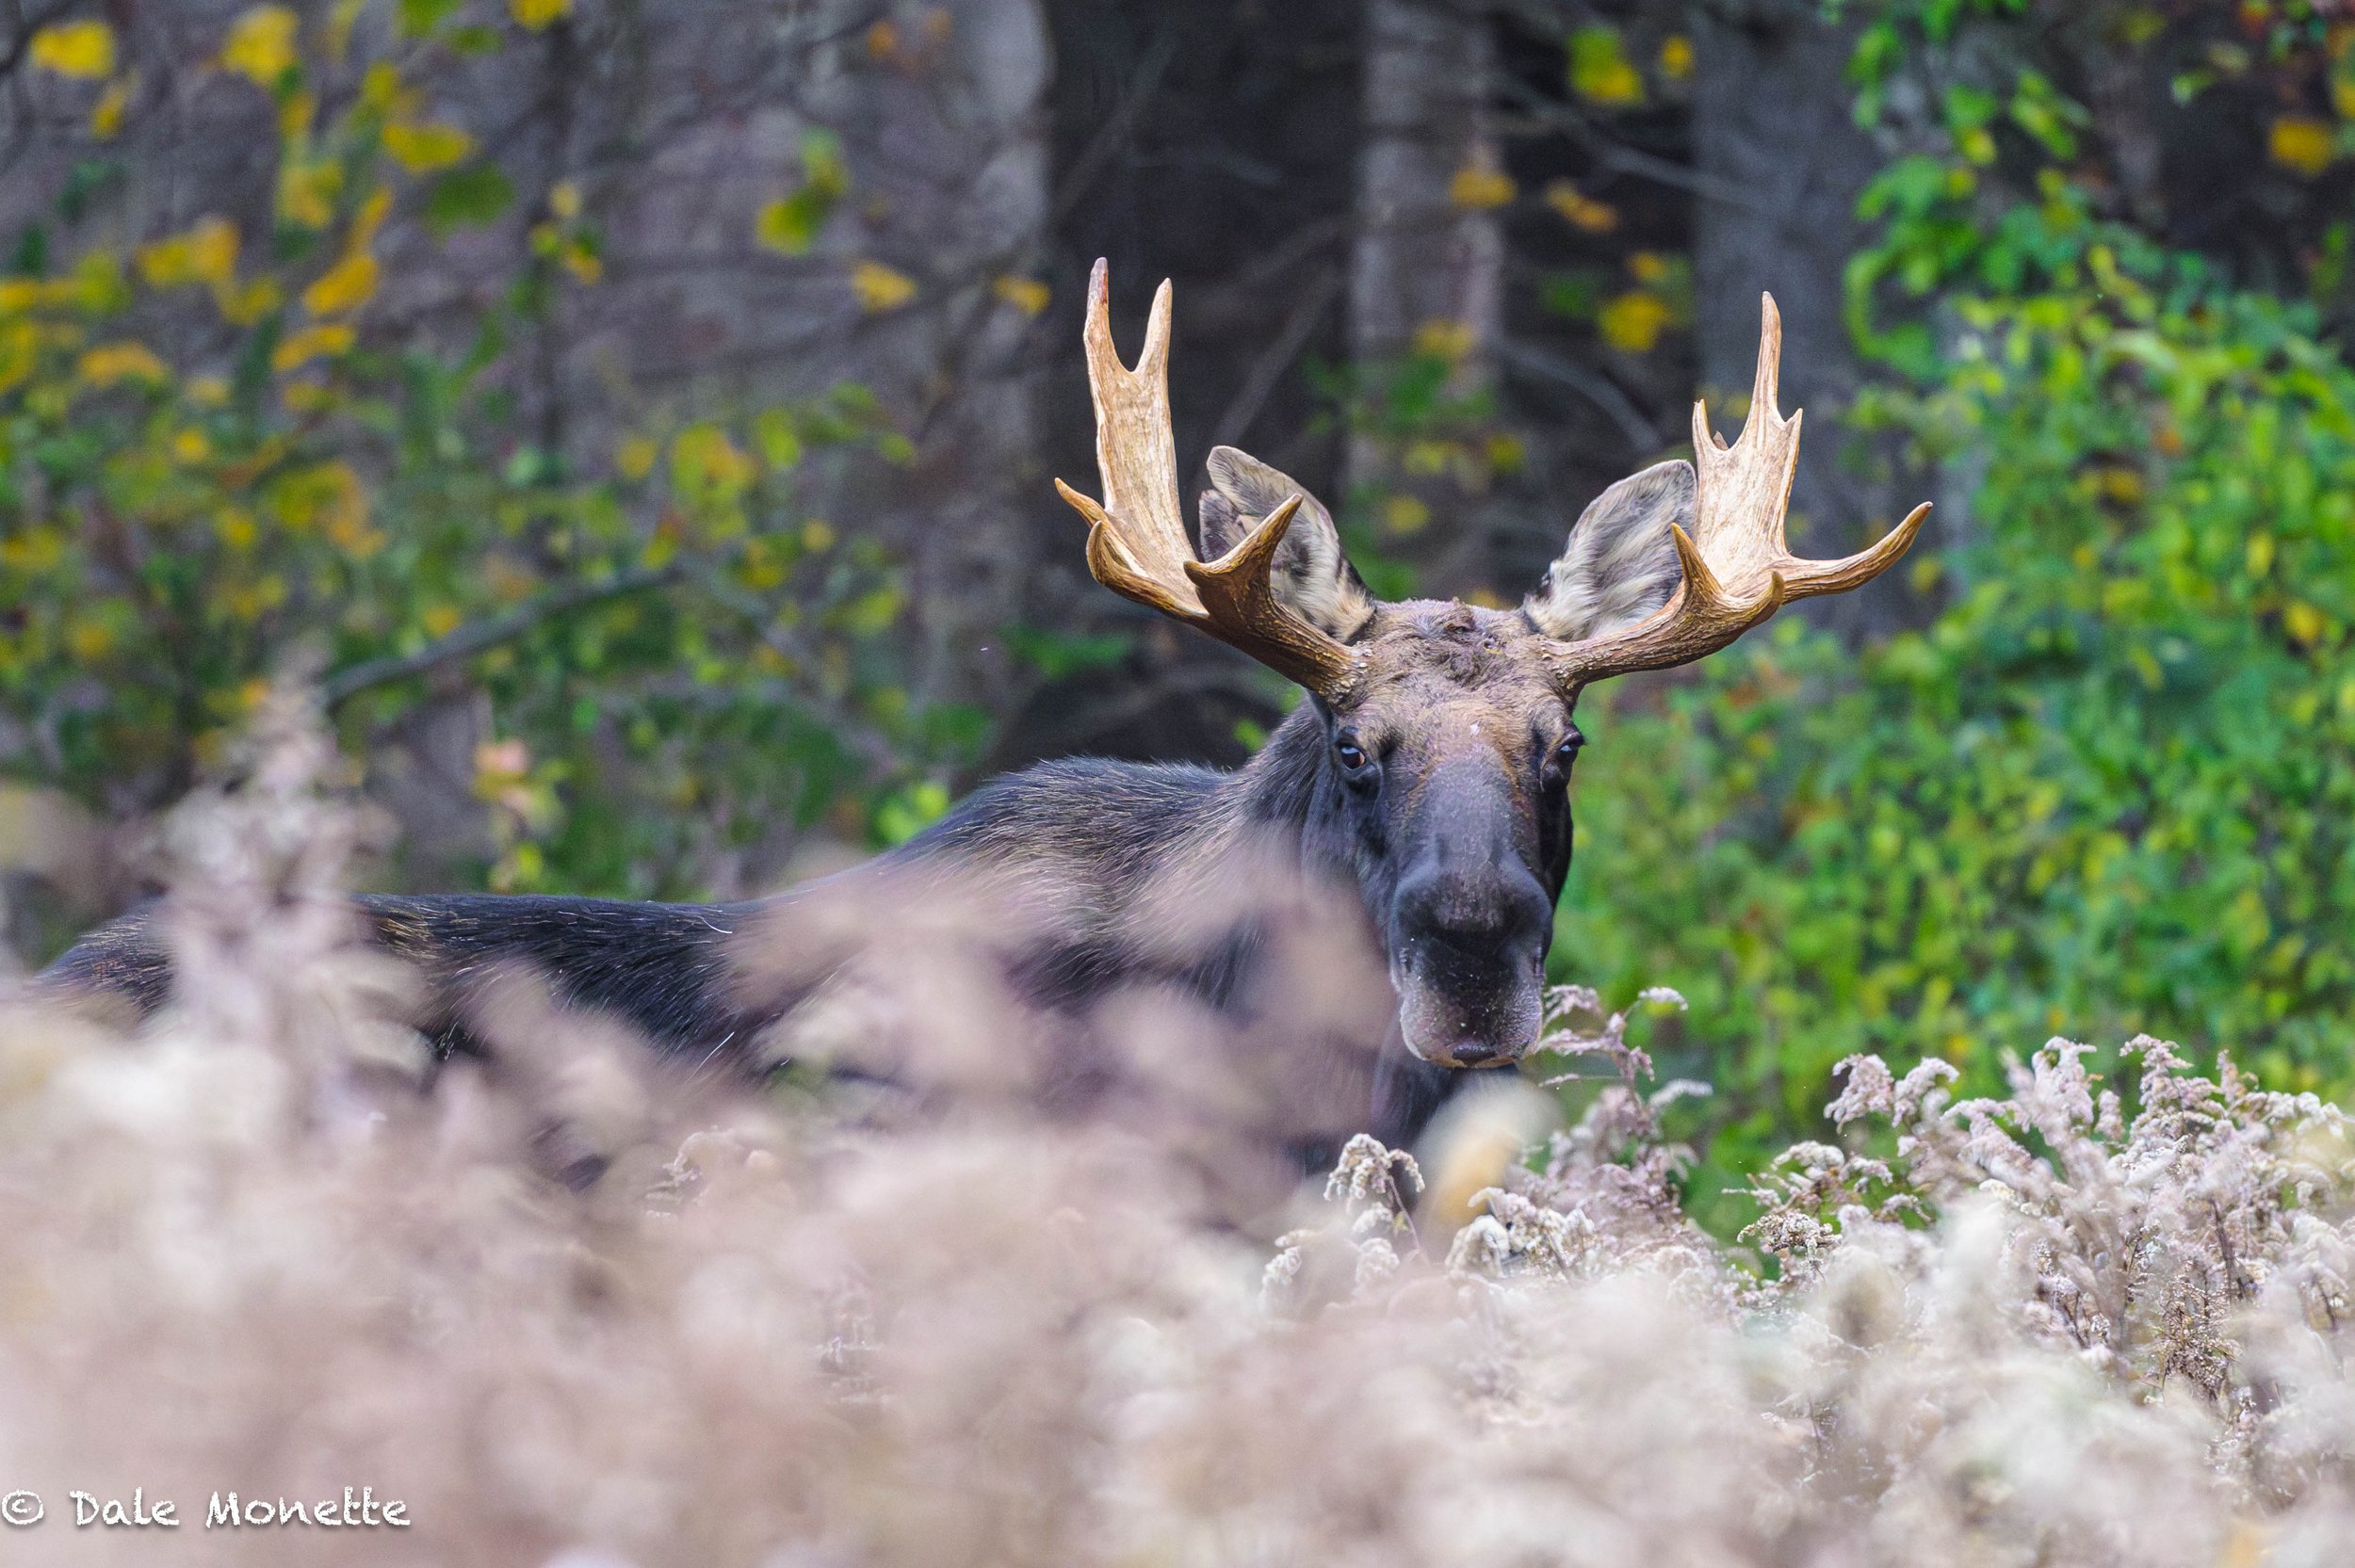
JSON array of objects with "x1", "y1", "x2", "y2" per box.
[
  {"x1": 1546, "y1": 294, "x2": 1929, "y2": 689},
  {"x1": 1054, "y1": 259, "x2": 1362, "y2": 698}
]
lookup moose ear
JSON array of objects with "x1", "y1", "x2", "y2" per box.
[
  {"x1": 1523, "y1": 460, "x2": 1692, "y2": 641},
  {"x1": 1198, "y1": 446, "x2": 1377, "y2": 641}
]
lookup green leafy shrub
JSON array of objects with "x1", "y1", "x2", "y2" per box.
[
  {"x1": 0, "y1": 6, "x2": 950, "y2": 912},
  {"x1": 1564, "y1": 7, "x2": 2355, "y2": 1195}
]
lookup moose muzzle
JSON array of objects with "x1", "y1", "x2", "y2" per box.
[{"x1": 1387, "y1": 759, "x2": 1555, "y2": 1069}]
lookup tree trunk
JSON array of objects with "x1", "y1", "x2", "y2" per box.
[{"x1": 1349, "y1": 0, "x2": 1506, "y2": 596}]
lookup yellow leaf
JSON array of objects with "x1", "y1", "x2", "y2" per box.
[
  {"x1": 1380, "y1": 494, "x2": 1431, "y2": 535},
  {"x1": 0, "y1": 323, "x2": 38, "y2": 396},
  {"x1": 187, "y1": 376, "x2": 231, "y2": 406},
  {"x1": 1579, "y1": 61, "x2": 1643, "y2": 105},
  {"x1": 30, "y1": 21, "x2": 116, "y2": 81},
  {"x1": 219, "y1": 278, "x2": 284, "y2": 327},
  {"x1": 77, "y1": 341, "x2": 171, "y2": 387},
  {"x1": 330, "y1": 0, "x2": 366, "y2": 61},
  {"x1": 270, "y1": 461, "x2": 376, "y2": 557},
  {"x1": 549, "y1": 179, "x2": 582, "y2": 219},
  {"x1": 2248, "y1": 532, "x2": 2276, "y2": 578},
  {"x1": 279, "y1": 88, "x2": 315, "y2": 138},
  {"x1": 67, "y1": 617, "x2": 116, "y2": 661},
  {"x1": 0, "y1": 524, "x2": 63, "y2": 572},
  {"x1": 2283, "y1": 600, "x2": 2330, "y2": 647},
  {"x1": 215, "y1": 507, "x2": 259, "y2": 550},
  {"x1": 672, "y1": 425, "x2": 756, "y2": 497},
  {"x1": 352, "y1": 186, "x2": 394, "y2": 247},
  {"x1": 2270, "y1": 116, "x2": 2336, "y2": 177},
  {"x1": 52, "y1": 251, "x2": 127, "y2": 315},
  {"x1": 221, "y1": 7, "x2": 300, "y2": 89},
  {"x1": 802, "y1": 519, "x2": 836, "y2": 552},
  {"x1": 1570, "y1": 28, "x2": 1645, "y2": 107},
  {"x1": 512, "y1": 0, "x2": 574, "y2": 28},
  {"x1": 138, "y1": 218, "x2": 241, "y2": 290},
  {"x1": 1404, "y1": 439, "x2": 1453, "y2": 477},
  {"x1": 1629, "y1": 251, "x2": 1669, "y2": 283},
  {"x1": 992, "y1": 275, "x2": 1050, "y2": 315},
  {"x1": 1544, "y1": 180, "x2": 1618, "y2": 233},
  {"x1": 851, "y1": 260, "x2": 917, "y2": 312},
  {"x1": 271, "y1": 322, "x2": 354, "y2": 371},
  {"x1": 739, "y1": 537, "x2": 788, "y2": 590},
  {"x1": 278, "y1": 159, "x2": 343, "y2": 229},
  {"x1": 1447, "y1": 165, "x2": 1517, "y2": 209},
  {"x1": 2093, "y1": 465, "x2": 2143, "y2": 504},
  {"x1": 867, "y1": 20, "x2": 899, "y2": 59},
  {"x1": 189, "y1": 218, "x2": 241, "y2": 287},
  {"x1": 90, "y1": 77, "x2": 132, "y2": 138},
  {"x1": 1659, "y1": 35, "x2": 1694, "y2": 80},
  {"x1": 1411, "y1": 318, "x2": 1476, "y2": 362},
  {"x1": 383, "y1": 121, "x2": 474, "y2": 174},
  {"x1": 360, "y1": 61, "x2": 414, "y2": 116},
  {"x1": 1599, "y1": 291, "x2": 1671, "y2": 352},
  {"x1": 301, "y1": 250, "x2": 378, "y2": 317},
  {"x1": 615, "y1": 436, "x2": 658, "y2": 479},
  {"x1": 172, "y1": 428, "x2": 212, "y2": 463}
]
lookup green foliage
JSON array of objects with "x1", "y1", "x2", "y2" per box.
[
  {"x1": 1, "y1": 8, "x2": 956, "y2": 913},
  {"x1": 1309, "y1": 349, "x2": 1524, "y2": 602},
  {"x1": 1567, "y1": 8, "x2": 2355, "y2": 1207}
]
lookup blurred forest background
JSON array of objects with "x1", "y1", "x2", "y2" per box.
[{"x1": 5, "y1": 0, "x2": 2355, "y2": 1184}]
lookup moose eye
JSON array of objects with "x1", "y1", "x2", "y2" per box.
[
  {"x1": 1335, "y1": 737, "x2": 1370, "y2": 771},
  {"x1": 1554, "y1": 730, "x2": 1585, "y2": 766}
]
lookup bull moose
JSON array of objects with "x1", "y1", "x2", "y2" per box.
[{"x1": 44, "y1": 260, "x2": 1925, "y2": 1171}]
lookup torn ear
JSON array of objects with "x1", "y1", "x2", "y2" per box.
[
  {"x1": 1524, "y1": 460, "x2": 1692, "y2": 641},
  {"x1": 1198, "y1": 445, "x2": 1377, "y2": 641}
]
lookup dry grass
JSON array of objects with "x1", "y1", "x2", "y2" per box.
[{"x1": 5, "y1": 688, "x2": 2354, "y2": 1566}]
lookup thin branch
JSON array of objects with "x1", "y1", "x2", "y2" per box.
[
  {"x1": 321, "y1": 563, "x2": 682, "y2": 708},
  {"x1": 1496, "y1": 337, "x2": 1671, "y2": 457},
  {"x1": 1048, "y1": 27, "x2": 1178, "y2": 224},
  {"x1": 1491, "y1": 75, "x2": 1776, "y2": 215},
  {"x1": 1210, "y1": 266, "x2": 1342, "y2": 453}
]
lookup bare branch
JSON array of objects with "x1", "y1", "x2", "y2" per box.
[{"x1": 321, "y1": 564, "x2": 683, "y2": 709}]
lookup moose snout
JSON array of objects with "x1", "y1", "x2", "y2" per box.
[
  {"x1": 1394, "y1": 862, "x2": 1553, "y2": 957},
  {"x1": 1390, "y1": 862, "x2": 1553, "y2": 1069}
]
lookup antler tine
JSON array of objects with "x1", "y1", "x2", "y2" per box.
[
  {"x1": 1073, "y1": 259, "x2": 1194, "y2": 603},
  {"x1": 1548, "y1": 293, "x2": 1929, "y2": 687},
  {"x1": 1055, "y1": 260, "x2": 1361, "y2": 697}
]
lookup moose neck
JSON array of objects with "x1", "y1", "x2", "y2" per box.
[{"x1": 1226, "y1": 702, "x2": 1337, "y2": 832}]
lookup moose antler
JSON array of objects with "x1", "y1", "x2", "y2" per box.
[
  {"x1": 1054, "y1": 260, "x2": 1362, "y2": 698},
  {"x1": 1546, "y1": 294, "x2": 1929, "y2": 688}
]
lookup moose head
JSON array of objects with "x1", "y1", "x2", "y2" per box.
[{"x1": 1056, "y1": 261, "x2": 1925, "y2": 1072}]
